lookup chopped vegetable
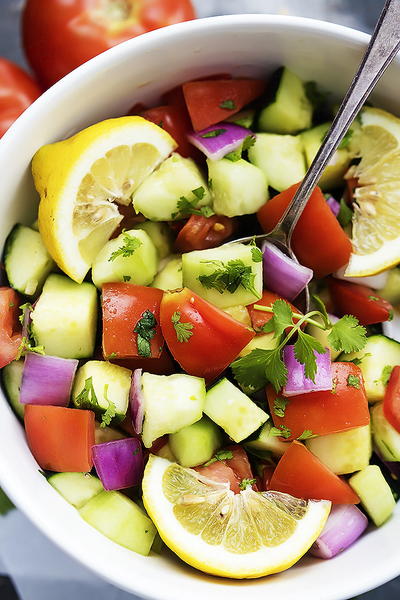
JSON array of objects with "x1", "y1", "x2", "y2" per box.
[
  {"x1": 92, "y1": 438, "x2": 143, "y2": 491},
  {"x1": 188, "y1": 123, "x2": 252, "y2": 161},
  {"x1": 20, "y1": 353, "x2": 78, "y2": 406},
  {"x1": 282, "y1": 345, "x2": 332, "y2": 397},
  {"x1": 262, "y1": 241, "x2": 313, "y2": 301},
  {"x1": 310, "y1": 504, "x2": 368, "y2": 559}
]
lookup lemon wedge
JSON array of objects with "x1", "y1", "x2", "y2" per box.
[
  {"x1": 345, "y1": 107, "x2": 400, "y2": 276},
  {"x1": 33, "y1": 117, "x2": 176, "y2": 283},
  {"x1": 142, "y1": 456, "x2": 330, "y2": 579}
]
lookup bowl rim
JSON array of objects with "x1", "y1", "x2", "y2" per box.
[{"x1": 2, "y1": 12, "x2": 398, "y2": 600}]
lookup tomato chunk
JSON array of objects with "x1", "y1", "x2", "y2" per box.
[
  {"x1": 174, "y1": 215, "x2": 236, "y2": 252},
  {"x1": 328, "y1": 278, "x2": 393, "y2": 325},
  {"x1": 269, "y1": 441, "x2": 360, "y2": 503},
  {"x1": 112, "y1": 347, "x2": 176, "y2": 376},
  {"x1": 141, "y1": 105, "x2": 196, "y2": 159},
  {"x1": 160, "y1": 288, "x2": 254, "y2": 381},
  {"x1": 248, "y1": 290, "x2": 302, "y2": 332},
  {"x1": 102, "y1": 283, "x2": 164, "y2": 360},
  {"x1": 0, "y1": 287, "x2": 22, "y2": 369},
  {"x1": 195, "y1": 462, "x2": 241, "y2": 494},
  {"x1": 24, "y1": 405, "x2": 95, "y2": 472},
  {"x1": 267, "y1": 363, "x2": 370, "y2": 440},
  {"x1": 257, "y1": 183, "x2": 352, "y2": 278},
  {"x1": 182, "y1": 78, "x2": 265, "y2": 131},
  {"x1": 383, "y1": 365, "x2": 400, "y2": 432},
  {"x1": 224, "y1": 445, "x2": 254, "y2": 481}
]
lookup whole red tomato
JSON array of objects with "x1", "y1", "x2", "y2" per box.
[
  {"x1": 22, "y1": 0, "x2": 196, "y2": 89},
  {"x1": 0, "y1": 59, "x2": 41, "y2": 137}
]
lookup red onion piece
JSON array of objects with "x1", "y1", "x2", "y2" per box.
[
  {"x1": 334, "y1": 265, "x2": 389, "y2": 290},
  {"x1": 262, "y1": 241, "x2": 313, "y2": 301},
  {"x1": 92, "y1": 438, "x2": 143, "y2": 491},
  {"x1": 310, "y1": 504, "x2": 368, "y2": 559},
  {"x1": 130, "y1": 369, "x2": 144, "y2": 435},
  {"x1": 325, "y1": 195, "x2": 340, "y2": 217},
  {"x1": 187, "y1": 123, "x2": 252, "y2": 161},
  {"x1": 20, "y1": 353, "x2": 78, "y2": 406},
  {"x1": 282, "y1": 345, "x2": 332, "y2": 397}
]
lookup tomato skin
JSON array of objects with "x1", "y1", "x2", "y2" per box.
[
  {"x1": 174, "y1": 215, "x2": 236, "y2": 252},
  {"x1": 258, "y1": 183, "x2": 352, "y2": 278},
  {"x1": 247, "y1": 290, "x2": 302, "y2": 333},
  {"x1": 0, "y1": 287, "x2": 22, "y2": 369},
  {"x1": 383, "y1": 366, "x2": 400, "y2": 432},
  {"x1": 328, "y1": 278, "x2": 392, "y2": 325},
  {"x1": 224, "y1": 445, "x2": 254, "y2": 482},
  {"x1": 267, "y1": 363, "x2": 370, "y2": 440},
  {"x1": 111, "y1": 347, "x2": 176, "y2": 376},
  {"x1": 24, "y1": 405, "x2": 95, "y2": 472},
  {"x1": 160, "y1": 288, "x2": 255, "y2": 381},
  {"x1": 195, "y1": 462, "x2": 241, "y2": 494},
  {"x1": 102, "y1": 283, "x2": 164, "y2": 359},
  {"x1": 141, "y1": 105, "x2": 195, "y2": 159},
  {"x1": 182, "y1": 79, "x2": 266, "y2": 131},
  {"x1": 0, "y1": 59, "x2": 41, "y2": 137},
  {"x1": 269, "y1": 441, "x2": 360, "y2": 503},
  {"x1": 22, "y1": 0, "x2": 196, "y2": 88}
]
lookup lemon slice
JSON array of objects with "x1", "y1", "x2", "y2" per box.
[
  {"x1": 33, "y1": 117, "x2": 176, "y2": 283},
  {"x1": 142, "y1": 456, "x2": 330, "y2": 579},
  {"x1": 345, "y1": 107, "x2": 400, "y2": 276}
]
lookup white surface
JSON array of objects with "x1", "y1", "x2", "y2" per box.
[{"x1": 1, "y1": 12, "x2": 400, "y2": 600}]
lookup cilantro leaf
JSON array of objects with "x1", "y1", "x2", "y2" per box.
[
  {"x1": 345, "y1": 353, "x2": 371, "y2": 366},
  {"x1": 294, "y1": 330, "x2": 325, "y2": 382},
  {"x1": 242, "y1": 135, "x2": 256, "y2": 152},
  {"x1": 101, "y1": 384, "x2": 117, "y2": 428},
  {"x1": 368, "y1": 295, "x2": 380, "y2": 302},
  {"x1": 204, "y1": 450, "x2": 233, "y2": 466},
  {"x1": 231, "y1": 349, "x2": 270, "y2": 391},
  {"x1": 19, "y1": 302, "x2": 33, "y2": 325},
  {"x1": 171, "y1": 311, "x2": 193, "y2": 343},
  {"x1": 198, "y1": 259, "x2": 258, "y2": 296},
  {"x1": 201, "y1": 129, "x2": 226, "y2": 138},
  {"x1": 134, "y1": 309, "x2": 157, "y2": 358},
  {"x1": 270, "y1": 425, "x2": 291, "y2": 439},
  {"x1": 347, "y1": 374, "x2": 361, "y2": 389},
  {"x1": 239, "y1": 478, "x2": 256, "y2": 490},
  {"x1": 297, "y1": 430, "x2": 316, "y2": 440},
  {"x1": 172, "y1": 187, "x2": 214, "y2": 219},
  {"x1": 264, "y1": 349, "x2": 288, "y2": 392},
  {"x1": 251, "y1": 246, "x2": 263, "y2": 263},
  {"x1": 220, "y1": 99, "x2": 236, "y2": 110},
  {"x1": 16, "y1": 337, "x2": 45, "y2": 360},
  {"x1": 337, "y1": 197, "x2": 353, "y2": 227},
  {"x1": 273, "y1": 396, "x2": 289, "y2": 418},
  {"x1": 266, "y1": 299, "x2": 294, "y2": 339},
  {"x1": 224, "y1": 150, "x2": 242, "y2": 162},
  {"x1": 109, "y1": 234, "x2": 142, "y2": 262},
  {"x1": 328, "y1": 315, "x2": 367, "y2": 353},
  {"x1": 192, "y1": 186, "x2": 205, "y2": 200},
  {"x1": 75, "y1": 377, "x2": 99, "y2": 409}
]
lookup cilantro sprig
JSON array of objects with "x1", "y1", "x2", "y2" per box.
[
  {"x1": 231, "y1": 297, "x2": 367, "y2": 392},
  {"x1": 171, "y1": 311, "x2": 193, "y2": 343},
  {"x1": 109, "y1": 234, "x2": 142, "y2": 262},
  {"x1": 134, "y1": 310, "x2": 157, "y2": 358},
  {"x1": 171, "y1": 187, "x2": 214, "y2": 219},
  {"x1": 16, "y1": 303, "x2": 45, "y2": 359},
  {"x1": 204, "y1": 450, "x2": 233, "y2": 466},
  {"x1": 198, "y1": 259, "x2": 258, "y2": 296}
]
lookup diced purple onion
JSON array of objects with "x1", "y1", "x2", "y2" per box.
[
  {"x1": 282, "y1": 345, "x2": 332, "y2": 397},
  {"x1": 130, "y1": 369, "x2": 144, "y2": 435},
  {"x1": 262, "y1": 241, "x2": 313, "y2": 302},
  {"x1": 383, "y1": 310, "x2": 400, "y2": 343},
  {"x1": 187, "y1": 123, "x2": 252, "y2": 161},
  {"x1": 334, "y1": 265, "x2": 389, "y2": 290},
  {"x1": 310, "y1": 504, "x2": 368, "y2": 559},
  {"x1": 20, "y1": 353, "x2": 78, "y2": 406},
  {"x1": 92, "y1": 438, "x2": 143, "y2": 491},
  {"x1": 325, "y1": 195, "x2": 340, "y2": 217}
]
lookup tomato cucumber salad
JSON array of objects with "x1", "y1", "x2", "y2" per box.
[{"x1": 2, "y1": 67, "x2": 400, "y2": 579}]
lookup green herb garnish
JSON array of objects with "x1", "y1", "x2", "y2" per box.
[
  {"x1": 204, "y1": 450, "x2": 233, "y2": 466},
  {"x1": 172, "y1": 187, "x2": 214, "y2": 219},
  {"x1": 134, "y1": 309, "x2": 157, "y2": 358},
  {"x1": 171, "y1": 311, "x2": 193, "y2": 343},
  {"x1": 239, "y1": 478, "x2": 256, "y2": 490},
  {"x1": 270, "y1": 425, "x2": 292, "y2": 439},
  {"x1": 123, "y1": 275, "x2": 131, "y2": 282},
  {"x1": 379, "y1": 365, "x2": 393, "y2": 386},
  {"x1": 273, "y1": 396, "x2": 289, "y2": 418},
  {"x1": 347, "y1": 374, "x2": 361, "y2": 389},
  {"x1": 251, "y1": 246, "x2": 263, "y2": 263},
  {"x1": 101, "y1": 383, "x2": 117, "y2": 428},
  {"x1": 201, "y1": 128, "x2": 226, "y2": 138},
  {"x1": 75, "y1": 377, "x2": 99, "y2": 409},
  {"x1": 109, "y1": 234, "x2": 142, "y2": 262},
  {"x1": 297, "y1": 430, "x2": 316, "y2": 441},
  {"x1": 220, "y1": 99, "x2": 236, "y2": 110},
  {"x1": 224, "y1": 150, "x2": 242, "y2": 162},
  {"x1": 198, "y1": 258, "x2": 258, "y2": 296}
]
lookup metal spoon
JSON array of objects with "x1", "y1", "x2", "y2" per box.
[{"x1": 231, "y1": 0, "x2": 400, "y2": 307}]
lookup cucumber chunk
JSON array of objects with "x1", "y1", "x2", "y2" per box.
[
  {"x1": 339, "y1": 335, "x2": 400, "y2": 403},
  {"x1": 226, "y1": 109, "x2": 255, "y2": 129},
  {"x1": 223, "y1": 305, "x2": 252, "y2": 327},
  {"x1": 72, "y1": 361, "x2": 131, "y2": 424},
  {"x1": 301, "y1": 123, "x2": 351, "y2": 190},
  {"x1": 308, "y1": 316, "x2": 341, "y2": 361},
  {"x1": 141, "y1": 372, "x2": 205, "y2": 448},
  {"x1": 248, "y1": 134, "x2": 306, "y2": 192},
  {"x1": 371, "y1": 402, "x2": 400, "y2": 461},
  {"x1": 92, "y1": 229, "x2": 157, "y2": 288},
  {"x1": 205, "y1": 378, "x2": 269, "y2": 443},
  {"x1": 169, "y1": 416, "x2": 222, "y2": 467},
  {"x1": 132, "y1": 153, "x2": 211, "y2": 221},
  {"x1": 238, "y1": 332, "x2": 278, "y2": 358},
  {"x1": 31, "y1": 274, "x2": 98, "y2": 359},
  {"x1": 182, "y1": 243, "x2": 263, "y2": 309},
  {"x1": 258, "y1": 67, "x2": 313, "y2": 134},
  {"x1": 207, "y1": 158, "x2": 268, "y2": 217},
  {"x1": 48, "y1": 472, "x2": 103, "y2": 509},
  {"x1": 152, "y1": 255, "x2": 182, "y2": 291},
  {"x1": 245, "y1": 421, "x2": 288, "y2": 457},
  {"x1": 133, "y1": 221, "x2": 173, "y2": 260},
  {"x1": 349, "y1": 465, "x2": 395, "y2": 526},
  {"x1": 378, "y1": 268, "x2": 400, "y2": 305},
  {"x1": 79, "y1": 490, "x2": 156, "y2": 555},
  {"x1": 4, "y1": 225, "x2": 55, "y2": 296},
  {"x1": 306, "y1": 425, "x2": 372, "y2": 475},
  {"x1": 1, "y1": 360, "x2": 25, "y2": 419}
]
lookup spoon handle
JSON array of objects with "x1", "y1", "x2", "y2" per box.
[{"x1": 275, "y1": 0, "x2": 400, "y2": 242}]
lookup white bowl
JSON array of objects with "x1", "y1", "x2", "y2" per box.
[{"x1": 1, "y1": 14, "x2": 399, "y2": 600}]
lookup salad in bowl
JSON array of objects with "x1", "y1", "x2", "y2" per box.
[{"x1": 1, "y1": 62, "x2": 400, "y2": 581}]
